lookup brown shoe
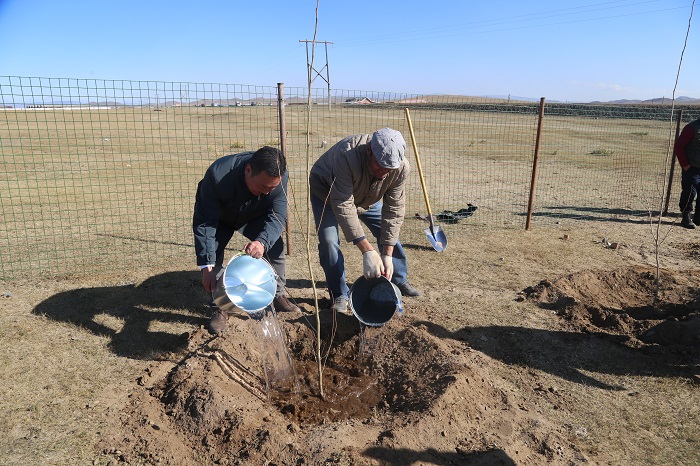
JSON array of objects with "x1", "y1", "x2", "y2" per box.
[
  {"x1": 207, "y1": 308, "x2": 229, "y2": 335},
  {"x1": 273, "y1": 295, "x2": 300, "y2": 313}
]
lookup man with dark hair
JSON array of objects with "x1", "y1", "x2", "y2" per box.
[
  {"x1": 309, "y1": 128, "x2": 421, "y2": 314},
  {"x1": 193, "y1": 146, "x2": 299, "y2": 334},
  {"x1": 675, "y1": 117, "x2": 700, "y2": 229}
]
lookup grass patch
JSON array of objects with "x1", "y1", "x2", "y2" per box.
[{"x1": 590, "y1": 148, "x2": 614, "y2": 156}]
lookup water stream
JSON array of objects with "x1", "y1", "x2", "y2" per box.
[
  {"x1": 249, "y1": 305, "x2": 300, "y2": 395},
  {"x1": 358, "y1": 324, "x2": 383, "y2": 369}
]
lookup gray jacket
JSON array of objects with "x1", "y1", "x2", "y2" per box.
[{"x1": 309, "y1": 134, "x2": 409, "y2": 246}]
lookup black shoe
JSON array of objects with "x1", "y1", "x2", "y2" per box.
[
  {"x1": 273, "y1": 295, "x2": 300, "y2": 313},
  {"x1": 207, "y1": 309, "x2": 229, "y2": 335},
  {"x1": 396, "y1": 281, "x2": 421, "y2": 297},
  {"x1": 681, "y1": 212, "x2": 696, "y2": 229}
]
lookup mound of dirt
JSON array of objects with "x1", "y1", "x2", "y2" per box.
[
  {"x1": 523, "y1": 265, "x2": 700, "y2": 349},
  {"x1": 98, "y1": 304, "x2": 589, "y2": 465}
]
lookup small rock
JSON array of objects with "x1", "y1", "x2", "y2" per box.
[
  {"x1": 1, "y1": 292, "x2": 11, "y2": 298},
  {"x1": 692, "y1": 374, "x2": 700, "y2": 385}
]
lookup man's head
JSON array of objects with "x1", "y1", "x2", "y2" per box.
[
  {"x1": 367, "y1": 128, "x2": 405, "y2": 179},
  {"x1": 245, "y1": 146, "x2": 286, "y2": 196}
]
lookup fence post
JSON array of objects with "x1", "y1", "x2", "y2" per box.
[
  {"x1": 277, "y1": 82, "x2": 292, "y2": 256},
  {"x1": 525, "y1": 97, "x2": 546, "y2": 230},
  {"x1": 663, "y1": 109, "x2": 683, "y2": 216}
]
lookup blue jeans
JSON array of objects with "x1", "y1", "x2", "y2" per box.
[{"x1": 310, "y1": 194, "x2": 409, "y2": 299}]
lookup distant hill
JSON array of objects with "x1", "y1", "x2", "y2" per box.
[{"x1": 594, "y1": 96, "x2": 700, "y2": 105}]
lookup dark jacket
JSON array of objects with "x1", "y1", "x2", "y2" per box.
[
  {"x1": 675, "y1": 118, "x2": 700, "y2": 168},
  {"x1": 193, "y1": 152, "x2": 288, "y2": 266}
]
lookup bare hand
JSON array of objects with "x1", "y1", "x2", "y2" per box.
[
  {"x1": 201, "y1": 266, "x2": 217, "y2": 292},
  {"x1": 245, "y1": 240, "x2": 265, "y2": 259}
]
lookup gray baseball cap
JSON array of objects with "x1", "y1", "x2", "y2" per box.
[{"x1": 370, "y1": 127, "x2": 405, "y2": 169}]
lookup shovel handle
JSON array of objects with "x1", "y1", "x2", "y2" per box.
[{"x1": 404, "y1": 108, "x2": 433, "y2": 218}]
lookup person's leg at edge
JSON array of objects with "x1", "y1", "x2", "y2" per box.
[
  {"x1": 688, "y1": 168, "x2": 700, "y2": 225},
  {"x1": 310, "y1": 194, "x2": 350, "y2": 309},
  {"x1": 680, "y1": 168, "x2": 699, "y2": 228}
]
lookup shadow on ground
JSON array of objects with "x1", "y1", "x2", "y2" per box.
[
  {"x1": 529, "y1": 206, "x2": 676, "y2": 225},
  {"x1": 417, "y1": 321, "x2": 697, "y2": 390},
  {"x1": 363, "y1": 446, "x2": 516, "y2": 465},
  {"x1": 33, "y1": 271, "x2": 210, "y2": 360}
]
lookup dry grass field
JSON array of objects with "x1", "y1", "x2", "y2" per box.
[
  {"x1": 0, "y1": 103, "x2": 697, "y2": 465},
  {"x1": 0, "y1": 104, "x2": 679, "y2": 277}
]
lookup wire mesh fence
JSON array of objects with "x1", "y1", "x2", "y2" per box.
[{"x1": 1, "y1": 76, "x2": 697, "y2": 280}]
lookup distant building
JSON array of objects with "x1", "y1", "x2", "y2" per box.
[{"x1": 345, "y1": 97, "x2": 375, "y2": 104}]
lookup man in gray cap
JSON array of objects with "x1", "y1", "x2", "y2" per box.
[{"x1": 309, "y1": 127, "x2": 421, "y2": 314}]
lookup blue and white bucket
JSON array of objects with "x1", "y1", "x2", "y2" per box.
[
  {"x1": 349, "y1": 276, "x2": 403, "y2": 327},
  {"x1": 212, "y1": 253, "x2": 277, "y2": 319}
]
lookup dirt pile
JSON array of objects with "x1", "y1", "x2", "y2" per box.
[
  {"x1": 523, "y1": 265, "x2": 700, "y2": 349},
  {"x1": 99, "y1": 305, "x2": 588, "y2": 465}
]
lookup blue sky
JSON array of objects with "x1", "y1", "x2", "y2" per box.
[{"x1": 0, "y1": 0, "x2": 697, "y2": 102}]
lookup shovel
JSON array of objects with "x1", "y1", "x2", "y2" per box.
[{"x1": 404, "y1": 108, "x2": 448, "y2": 252}]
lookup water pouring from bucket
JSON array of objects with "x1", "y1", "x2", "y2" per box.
[
  {"x1": 350, "y1": 276, "x2": 402, "y2": 366},
  {"x1": 211, "y1": 253, "x2": 299, "y2": 393},
  {"x1": 212, "y1": 253, "x2": 277, "y2": 319}
]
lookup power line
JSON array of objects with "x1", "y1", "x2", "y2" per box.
[{"x1": 338, "y1": 1, "x2": 690, "y2": 47}]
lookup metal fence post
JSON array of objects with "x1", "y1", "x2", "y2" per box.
[
  {"x1": 526, "y1": 97, "x2": 546, "y2": 230},
  {"x1": 663, "y1": 109, "x2": 683, "y2": 216}
]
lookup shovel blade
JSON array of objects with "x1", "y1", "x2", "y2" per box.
[{"x1": 424, "y1": 224, "x2": 447, "y2": 252}]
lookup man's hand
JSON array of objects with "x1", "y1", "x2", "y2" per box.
[
  {"x1": 244, "y1": 240, "x2": 265, "y2": 259},
  {"x1": 683, "y1": 164, "x2": 691, "y2": 171},
  {"x1": 381, "y1": 254, "x2": 394, "y2": 280},
  {"x1": 201, "y1": 266, "x2": 217, "y2": 292},
  {"x1": 362, "y1": 250, "x2": 384, "y2": 279}
]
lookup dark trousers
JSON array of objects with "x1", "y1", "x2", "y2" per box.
[
  {"x1": 213, "y1": 218, "x2": 286, "y2": 296},
  {"x1": 679, "y1": 167, "x2": 700, "y2": 214}
]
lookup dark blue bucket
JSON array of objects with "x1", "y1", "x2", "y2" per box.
[{"x1": 349, "y1": 276, "x2": 403, "y2": 327}]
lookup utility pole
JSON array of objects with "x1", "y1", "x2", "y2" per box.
[{"x1": 299, "y1": 39, "x2": 333, "y2": 110}]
